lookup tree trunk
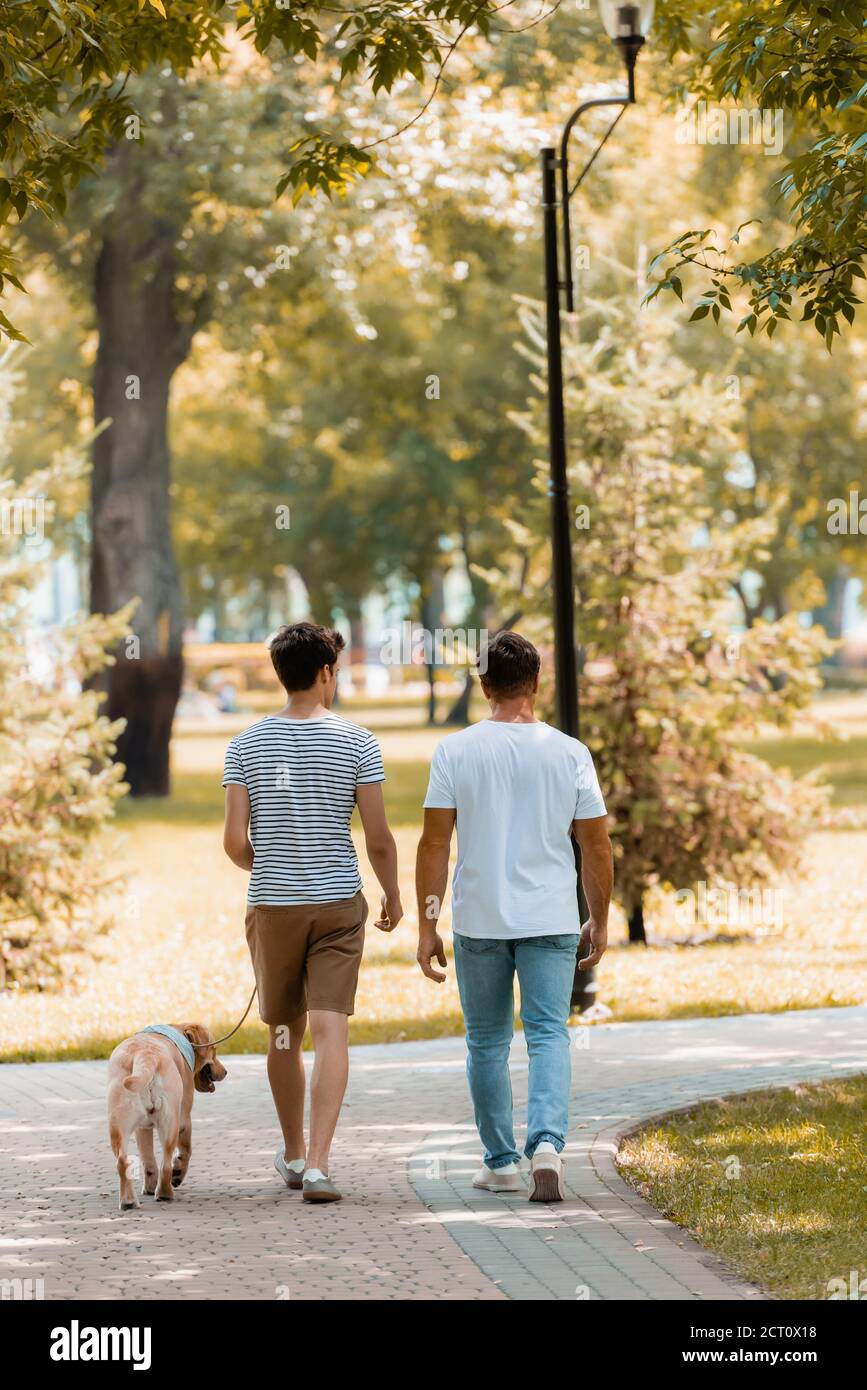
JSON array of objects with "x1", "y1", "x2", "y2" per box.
[
  {"x1": 420, "y1": 575, "x2": 444, "y2": 727},
  {"x1": 292, "y1": 564, "x2": 332, "y2": 628},
  {"x1": 627, "y1": 898, "x2": 647, "y2": 945},
  {"x1": 444, "y1": 670, "x2": 474, "y2": 725},
  {"x1": 212, "y1": 584, "x2": 228, "y2": 643},
  {"x1": 815, "y1": 567, "x2": 849, "y2": 653},
  {"x1": 348, "y1": 602, "x2": 366, "y2": 667},
  {"x1": 259, "y1": 580, "x2": 273, "y2": 638},
  {"x1": 91, "y1": 200, "x2": 199, "y2": 796},
  {"x1": 769, "y1": 586, "x2": 788, "y2": 621},
  {"x1": 733, "y1": 580, "x2": 759, "y2": 629},
  {"x1": 459, "y1": 524, "x2": 490, "y2": 629}
]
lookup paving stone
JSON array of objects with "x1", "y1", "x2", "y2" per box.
[
  {"x1": 1, "y1": 1006, "x2": 865, "y2": 1299},
  {"x1": 404, "y1": 1004, "x2": 867, "y2": 1302}
]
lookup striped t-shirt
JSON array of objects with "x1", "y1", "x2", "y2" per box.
[{"x1": 222, "y1": 713, "x2": 385, "y2": 906}]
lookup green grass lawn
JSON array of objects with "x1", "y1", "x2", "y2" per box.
[
  {"x1": 118, "y1": 759, "x2": 433, "y2": 829},
  {"x1": 749, "y1": 733, "x2": 867, "y2": 808},
  {"x1": 617, "y1": 1075, "x2": 867, "y2": 1300},
  {"x1": 1, "y1": 692, "x2": 865, "y2": 1062}
]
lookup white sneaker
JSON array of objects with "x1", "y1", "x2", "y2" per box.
[
  {"x1": 274, "y1": 1149, "x2": 305, "y2": 1190},
  {"x1": 529, "y1": 1142, "x2": 565, "y2": 1202},
  {"x1": 472, "y1": 1161, "x2": 523, "y2": 1192}
]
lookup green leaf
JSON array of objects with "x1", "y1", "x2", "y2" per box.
[{"x1": 0, "y1": 307, "x2": 29, "y2": 343}]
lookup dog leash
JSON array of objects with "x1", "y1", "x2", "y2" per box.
[{"x1": 192, "y1": 985, "x2": 258, "y2": 1049}]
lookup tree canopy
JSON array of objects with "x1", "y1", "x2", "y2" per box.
[
  {"x1": 3, "y1": 1, "x2": 866, "y2": 344},
  {"x1": 649, "y1": 0, "x2": 867, "y2": 348},
  {"x1": 0, "y1": 1, "x2": 505, "y2": 337}
]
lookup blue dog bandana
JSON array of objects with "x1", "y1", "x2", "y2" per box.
[{"x1": 139, "y1": 1024, "x2": 196, "y2": 1072}]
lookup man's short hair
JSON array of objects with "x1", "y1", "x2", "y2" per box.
[
  {"x1": 269, "y1": 622, "x2": 345, "y2": 693},
  {"x1": 478, "y1": 630, "x2": 540, "y2": 698}
]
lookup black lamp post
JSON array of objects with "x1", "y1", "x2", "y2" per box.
[{"x1": 541, "y1": 0, "x2": 652, "y2": 1010}]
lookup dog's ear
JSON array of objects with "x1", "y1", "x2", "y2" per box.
[
  {"x1": 181, "y1": 1023, "x2": 208, "y2": 1051},
  {"x1": 180, "y1": 1024, "x2": 215, "y2": 1092}
]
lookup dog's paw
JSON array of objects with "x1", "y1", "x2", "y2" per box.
[
  {"x1": 120, "y1": 1199, "x2": 140, "y2": 1212},
  {"x1": 171, "y1": 1168, "x2": 185, "y2": 1188},
  {"x1": 155, "y1": 1187, "x2": 174, "y2": 1202}
]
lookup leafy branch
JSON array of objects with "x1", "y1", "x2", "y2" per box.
[{"x1": 645, "y1": 0, "x2": 867, "y2": 344}]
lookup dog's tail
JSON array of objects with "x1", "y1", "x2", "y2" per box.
[{"x1": 123, "y1": 1057, "x2": 155, "y2": 1094}]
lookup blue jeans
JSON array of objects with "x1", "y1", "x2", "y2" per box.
[{"x1": 453, "y1": 933, "x2": 578, "y2": 1169}]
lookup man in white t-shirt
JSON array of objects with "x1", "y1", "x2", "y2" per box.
[{"x1": 415, "y1": 630, "x2": 612, "y2": 1202}]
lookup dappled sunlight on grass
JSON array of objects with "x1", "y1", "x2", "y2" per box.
[
  {"x1": 750, "y1": 733, "x2": 867, "y2": 808},
  {"x1": 0, "y1": 819, "x2": 464, "y2": 1060},
  {"x1": 617, "y1": 1076, "x2": 867, "y2": 1299},
  {"x1": 1, "y1": 694, "x2": 865, "y2": 1060}
]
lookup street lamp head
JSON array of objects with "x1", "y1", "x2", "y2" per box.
[
  {"x1": 597, "y1": 2, "x2": 652, "y2": 98},
  {"x1": 597, "y1": 1, "x2": 654, "y2": 40}
]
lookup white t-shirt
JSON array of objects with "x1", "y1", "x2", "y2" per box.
[
  {"x1": 222, "y1": 713, "x2": 385, "y2": 906},
  {"x1": 423, "y1": 720, "x2": 606, "y2": 939}
]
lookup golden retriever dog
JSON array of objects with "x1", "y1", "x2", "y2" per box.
[{"x1": 107, "y1": 1023, "x2": 227, "y2": 1210}]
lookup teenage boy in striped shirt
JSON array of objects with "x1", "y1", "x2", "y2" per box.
[{"x1": 223, "y1": 622, "x2": 402, "y2": 1203}]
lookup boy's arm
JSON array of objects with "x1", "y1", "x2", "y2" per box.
[
  {"x1": 355, "y1": 782, "x2": 403, "y2": 931},
  {"x1": 223, "y1": 784, "x2": 254, "y2": 871},
  {"x1": 415, "y1": 807, "x2": 455, "y2": 983}
]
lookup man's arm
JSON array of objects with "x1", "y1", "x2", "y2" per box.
[
  {"x1": 415, "y1": 807, "x2": 455, "y2": 983},
  {"x1": 223, "y1": 784, "x2": 254, "y2": 871},
  {"x1": 355, "y1": 782, "x2": 403, "y2": 931},
  {"x1": 572, "y1": 815, "x2": 613, "y2": 970}
]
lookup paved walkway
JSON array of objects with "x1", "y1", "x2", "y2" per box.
[{"x1": 1, "y1": 1006, "x2": 865, "y2": 1301}]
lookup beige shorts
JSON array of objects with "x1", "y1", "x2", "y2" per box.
[{"x1": 245, "y1": 892, "x2": 368, "y2": 1024}]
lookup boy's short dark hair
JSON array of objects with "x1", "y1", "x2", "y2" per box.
[
  {"x1": 478, "y1": 630, "x2": 540, "y2": 699},
  {"x1": 269, "y1": 622, "x2": 345, "y2": 693}
]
